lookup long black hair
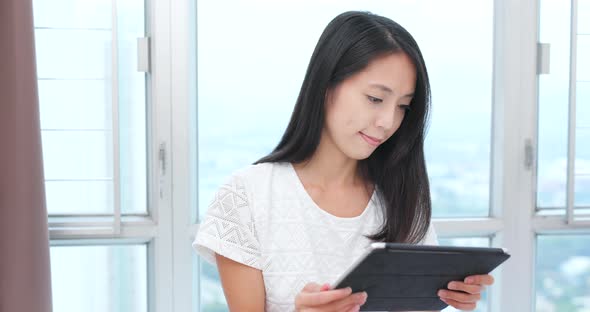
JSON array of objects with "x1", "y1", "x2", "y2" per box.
[{"x1": 254, "y1": 11, "x2": 432, "y2": 244}]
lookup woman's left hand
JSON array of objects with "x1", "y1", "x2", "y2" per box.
[{"x1": 437, "y1": 274, "x2": 494, "y2": 311}]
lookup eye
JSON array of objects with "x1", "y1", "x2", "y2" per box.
[
  {"x1": 367, "y1": 95, "x2": 383, "y2": 104},
  {"x1": 399, "y1": 104, "x2": 411, "y2": 112}
]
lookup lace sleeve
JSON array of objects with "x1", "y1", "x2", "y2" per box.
[{"x1": 192, "y1": 173, "x2": 261, "y2": 270}]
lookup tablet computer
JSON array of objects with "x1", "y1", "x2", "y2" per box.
[{"x1": 332, "y1": 242, "x2": 511, "y2": 311}]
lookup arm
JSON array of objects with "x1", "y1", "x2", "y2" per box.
[{"x1": 216, "y1": 253, "x2": 266, "y2": 312}]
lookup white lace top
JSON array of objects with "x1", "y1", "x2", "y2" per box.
[{"x1": 192, "y1": 161, "x2": 438, "y2": 312}]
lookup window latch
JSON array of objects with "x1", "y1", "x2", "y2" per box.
[{"x1": 525, "y1": 139, "x2": 534, "y2": 170}]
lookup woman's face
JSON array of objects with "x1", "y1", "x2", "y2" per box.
[{"x1": 324, "y1": 52, "x2": 417, "y2": 160}]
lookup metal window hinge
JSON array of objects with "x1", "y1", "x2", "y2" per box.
[
  {"x1": 138, "y1": 37, "x2": 151, "y2": 73},
  {"x1": 537, "y1": 43, "x2": 550, "y2": 75},
  {"x1": 158, "y1": 142, "x2": 166, "y2": 198},
  {"x1": 524, "y1": 139, "x2": 534, "y2": 170},
  {"x1": 159, "y1": 142, "x2": 166, "y2": 175}
]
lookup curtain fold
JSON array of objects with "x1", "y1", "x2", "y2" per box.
[{"x1": 0, "y1": 0, "x2": 53, "y2": 311}]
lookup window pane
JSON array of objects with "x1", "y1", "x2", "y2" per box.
[
  {"x1": 39, "y1": 80, "x2": 111, "y2": 129},
  {"x1": 537, "y1": 0, "x2": 590, "y2": 213},
  {"x1": 42, "y1": 131, "x2": 113, "y2": 180},
  {"x1": 36, "y1": 29, "x2": 111, "y2": 79},
  {"x1": 578, "y1": 35, "x2": 590, "y2": 81},
  {"x1": 32, "y1": 0, "x2": 111, "y2": 29},
  {"x1": 580, "y1": 0, "x2": 590, "y2": 34},
  {"x1": 50, "y1": 244, "x2": 147, "y2": 312},
  {"x1": 196, "y1": 1, "x2": 493, "y2": 310},
  {"x1": 536, "y1": 235, "x2": 590, "y2": 311},
  {"x1": 33, "y1": 0, "x2": 147, "y2": 215},
  {"x1": 579, "y1": 82, "x2": 590, "y2": 127},
  {"x1": 194, "y1": 256, "x2": 228, "y2": 312},
  {"x1": 45, "y1": 180, "x2": 113, "y2": 214},
  {"x1": 117, "y1": 0, "x2": 148, "y2": 215},
  {"x1": 196, "y1": 0, "x2": 493, "y2": 222},
  {"x1": 421, "y1": 3, "x2": 493, "y2": 218},
  {"x1": 537, "y1": 0, "x2": 571, "y2": 209},
  {"x1": 438, "y1": 237, "x2": 491, "y2": 312}
]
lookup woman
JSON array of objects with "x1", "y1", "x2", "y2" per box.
[{"x1": 193, "y1": 10, "x2": 493, "y2": 312}]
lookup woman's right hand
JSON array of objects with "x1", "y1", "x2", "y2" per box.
[{"x1": 294, "y1": 282, "x2": 368, "y2": 312}]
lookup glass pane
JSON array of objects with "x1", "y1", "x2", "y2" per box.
[
  {"x1": 196, "y1": 0, "x2": 493, "y2": 222},
  {"x1": 116, "y1": 0, "x2": 148, "y2": 215},
  {"x1": 536, "y1": 235, "x2": 590, "y2": 311},
  {"x1": 42, "y1": 131, "x2": 113, "y2": 180},
  {"x1": 580, "y1": 0, "x2": 590, "y2": 34},
  {"x1": 578, "y1": 35, "x2": 590, "y2": 82},
  {"x1": 421, "y1": 3, "x2": 493, "y2": 218},
  {"x1": 579, "y1": 82, "x2": 590, "y2": 127},
  {"x1": 575, "y1": 174, "x2": 590, "y2": 207},
  {"x1": 194, "y1": 256, "x2": 228, "y2": 312},
  {"x1": 537, "y1": 0, "x2": 572, "y2": 209},
  {"x1": 33, "y1": 0, "x2": 147, "y2": 215},
  {"x1": 46, "y1": 180, "x2": 113, "y2": 214},
  {"x1": 438, "y1": 237, "x2": 491, "y2": 312},
  {"x1": 577, "y1": 128, "x2": 590, "y2": 168},
  {"x1": 575, "y1": 127, "x2": 590, "y2": 207},
  {"x1": 196, "y1": 2, "x2": 493, "y2": 311},
  {"x1": 32, "y1": 0, "x2": 111, "y2": 29},
  {"x1": 50, "y1": 244, "x2": 147, "y2": 312},
  {"x1": 38, "y1": 80, "x2": 111, "y2": 129},
  {"x1": 35, "y1": 29, "x2": 111, "y2": 79}
]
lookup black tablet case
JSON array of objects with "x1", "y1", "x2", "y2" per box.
[{"x1": 333, "y1": 243, "x2": 511, "y2": 311}]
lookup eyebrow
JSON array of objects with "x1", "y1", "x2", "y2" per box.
[{"x1": 369, "y1": 83, "x2": 414, "y2": 98}]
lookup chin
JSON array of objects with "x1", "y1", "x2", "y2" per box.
[{"x1": 345, "y1": 148, "x2": 375, "y2": 160}]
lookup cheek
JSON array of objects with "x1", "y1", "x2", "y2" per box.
[{"x1": 326, "y1": 100, "x2": 365, "y2": 133}]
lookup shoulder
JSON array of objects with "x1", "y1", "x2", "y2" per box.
[
  {"x1": 232, "y1": 161, "x2": 285, "y2": 179},
  {"x1": 228, "y1": 161, "x2": 291, "y2": 190}
]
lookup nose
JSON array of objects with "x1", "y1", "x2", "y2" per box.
[{"x1": 375, "y1": 108, "x2": 398, "y2": 131}]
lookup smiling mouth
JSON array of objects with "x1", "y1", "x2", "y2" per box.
[{"x1": 359, "y1": 132, "x2": 383, "y2": 146}]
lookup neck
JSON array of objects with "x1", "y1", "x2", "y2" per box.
[{"x1": 293, "y1": 131, "x2": 364, "y2": 190}]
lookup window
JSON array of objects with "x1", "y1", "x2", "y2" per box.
[
  {"x1": 537, "y1": 0, "x2": 590, "y2": 218},
  {"x1": 35, "y1": 0, "x2": 148, "y2": 216},
  {"x1": 33, "y1": 0, "x2": 175, "y2": 311},
  {"x1": 195, "y1": 0, "x2": 494, "y2": 223},
  {"x1": 194, "y1": 1, "x2": 496, "y2": 311},
  {"x1": 35, "y1": 0, "x2": 590, "y2": 311},
  {"x1": 533, "y1": 0, "x2": 590, "y2": 311}
]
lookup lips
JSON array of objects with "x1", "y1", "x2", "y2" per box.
[{"x1": 360, "y1": 132, "x2": 383, "y2": 146}]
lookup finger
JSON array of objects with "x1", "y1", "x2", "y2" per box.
[
  {"x1": 317, "y1": 291, "x2": 367, "y2": 312},
  {"x1": 447, "y1": 281, "x2": 483, "y2": 294},
  {"x1": 299, "y1": 287, "x2": 353, "y2": 306},
  {"x1": 438, "y1": 289, "x2": 481, "y2": 303},
  {"x1": 465, "y1": 274, "x2": 495, "y2": 286},
  {"x1": 440, "y1": 297, "x2": 477, "y2": 311},
  {"x1": 345, "y1": 304, "x2": 361, "y2": 312},
  {"x1": 301, "y1": 282, "x2": 323, "y2": 293}
]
